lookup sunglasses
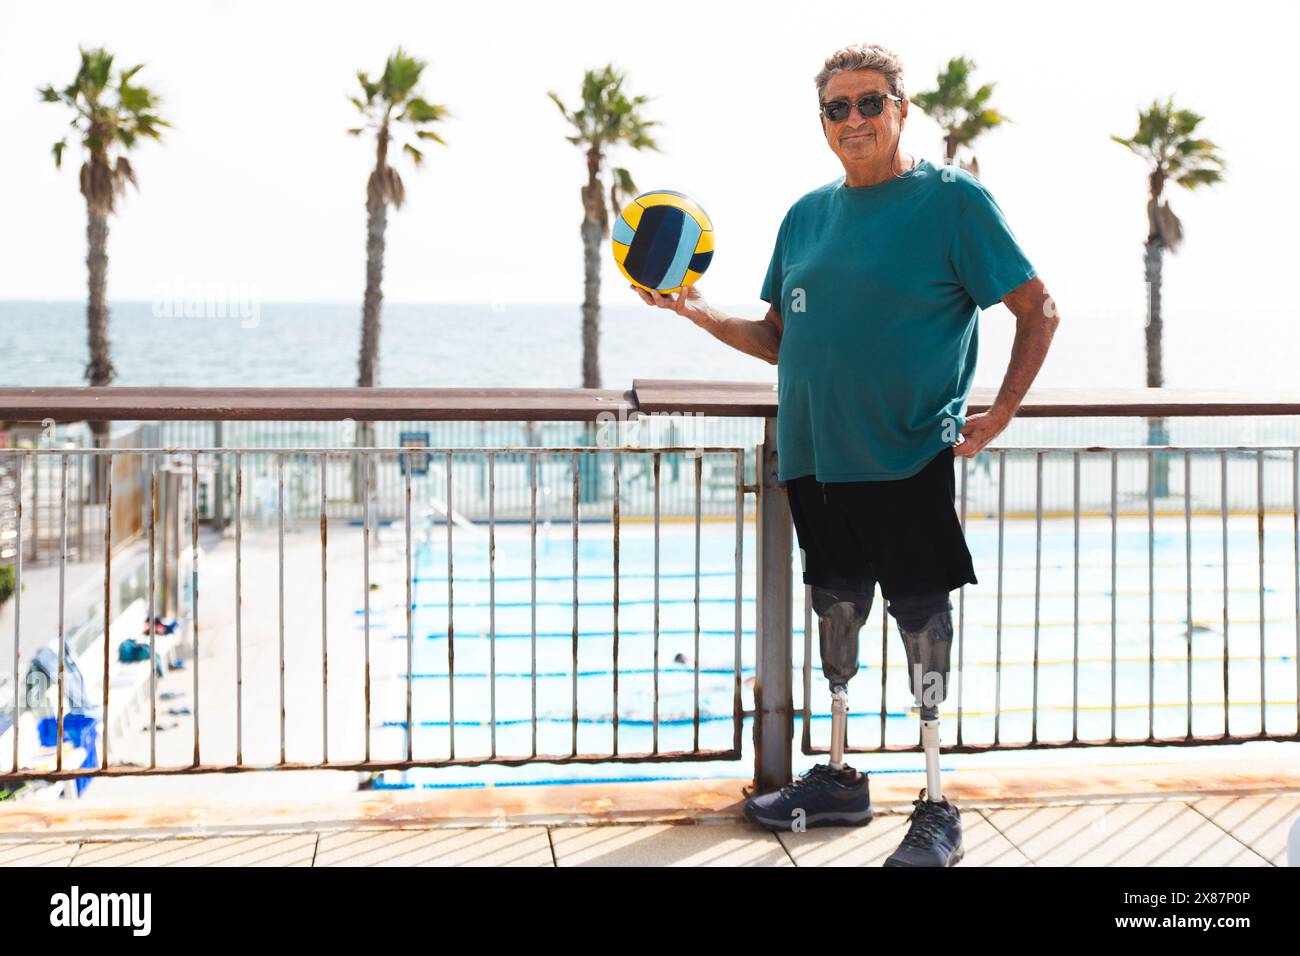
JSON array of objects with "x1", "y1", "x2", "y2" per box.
[{"x1": 819, "y1": 93, "x2": 903, "y2": 122}]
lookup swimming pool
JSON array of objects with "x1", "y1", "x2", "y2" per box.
[{"x1": 367, "y1": 512, "x2": 1300, "y2": 790}]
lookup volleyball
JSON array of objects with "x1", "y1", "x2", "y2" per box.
[{"x1": 611, "y1": 190, "x2": 714, "y2": 294}]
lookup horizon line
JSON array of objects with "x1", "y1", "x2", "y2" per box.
[{"x1": 0, "y1": 297, "x2": 752, "y2": 309}]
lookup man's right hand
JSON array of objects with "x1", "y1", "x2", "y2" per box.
[{"x1": 630, "y1": 282, "x2": 714, "y2": 327}]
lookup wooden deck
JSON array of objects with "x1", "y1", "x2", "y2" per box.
[{"x1": 2, "y1": 759, "x2": 1296, "y2": 867}]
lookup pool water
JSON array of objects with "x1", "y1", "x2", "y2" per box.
[{"x1": 368, "y1": 513, "x2": 1300, "y2": 790}]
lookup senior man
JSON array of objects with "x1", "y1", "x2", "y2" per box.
[{"x1": 632, "y1": 42, "x2": 1058, "y2": 866}]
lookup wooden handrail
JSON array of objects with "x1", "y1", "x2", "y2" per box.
[
  {"x1": 0, "y1": 386, "x2": 635, "y2": 422},
  {"x1": 1, "y1": 382, "x2": 1299, "y2": 422}
]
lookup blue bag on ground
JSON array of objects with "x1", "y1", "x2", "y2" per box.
[
  {"x1": 117, "y1": 638, "x2": 164, "y2": 676},
  {"x1": 36, "y1": 714, "x2": 98, "y2": 796}
]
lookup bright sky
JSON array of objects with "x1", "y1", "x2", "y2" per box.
[{"x1": 3, "y1": 0, "x2": 1296, "y2": 333}]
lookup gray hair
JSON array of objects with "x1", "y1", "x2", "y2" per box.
[{"x1": 814, "y1": 43, "x2": 906, "y2": 103}]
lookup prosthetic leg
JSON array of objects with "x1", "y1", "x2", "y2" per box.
[
  {"x1": 812, "y1": 586, "x2": 872, "y2": 770},
  {"x1": 742, "y1": 584, "x2": 875, "y2": 831},
  {"x1": 882, "y1": 597, "x2": 964, "y2": 866},
  {"x1": 893, "y1": 599, "x2": 954, "y2": 801}
]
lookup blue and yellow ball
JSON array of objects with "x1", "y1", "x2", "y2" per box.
[{"x1": 611, "y1": 190, "x2": 714, "y2": 294}]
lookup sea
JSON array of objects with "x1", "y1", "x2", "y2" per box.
[
  {"x1": 1, "y1": 297, "x2": 1296, "y2": 395},
  {"x1": 3, "y1": 298, "x2": 1298, "y2": 448},
  {"x1": 0, "y1": 300, "x2": 776, "y2": 389}
]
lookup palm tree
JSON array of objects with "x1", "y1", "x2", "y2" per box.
[
  {"x1": 912, "y1": 56, "x2": 1008, "y2": 177},
  {"x1": 40, "y1": 47, "x2": 167, "y2": 464},
  {"x1": 1113, "y1": 98, "x2": 1225, "y2": 495},
  {"x1": 350, "y1": 48, "x2": 449, "y2": 391},
  {"x1": 548, "y1": 65, "x2": 660, "y2": 389}
]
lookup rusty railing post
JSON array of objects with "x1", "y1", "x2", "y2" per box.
[
  {"x1": 754, "y1": 415, "x2": 793, "y2": 793},
  {"x1": 212, "y1": 420, "x2": 226, "y2": 531}
]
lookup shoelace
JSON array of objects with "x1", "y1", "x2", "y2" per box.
[
  {"x1": 899, "y1": 794, "x2": 953, "y2": 848},
  {"x1": 781, "y1": 764, "x2": 835, "y2": 795}
]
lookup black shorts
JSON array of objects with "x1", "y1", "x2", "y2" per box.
[{"x1": 783, "y1": 445, "x2": 978, "y2": 598}]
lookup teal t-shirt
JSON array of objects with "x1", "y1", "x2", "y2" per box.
[{"x1": 761, "y1": 159, "x2": 1037, "y2": 482}]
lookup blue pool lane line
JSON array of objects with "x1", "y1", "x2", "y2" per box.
[
  {"x1": 355, "y1": 599, "x2": 754, "y2": 614},
  {"x1": 379, "y1": 711, "x2": 912, "y2": 729},
  {"x1": 413, "y1": 571, "x2": 744, "y2": 583},
  {"x1": 386, "y1": 629, "x2": 757, "y2": 639},
  {"x1": 402, "y1": 666, "x2": 754, "y2": 678},
  {"x1": 369, "y1": 764, "x2": 952, "y2": 791}
]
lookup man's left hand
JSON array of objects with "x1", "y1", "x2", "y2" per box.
[{"x1": 953, "y1": 410, "x2": 1010, "y2": 458}]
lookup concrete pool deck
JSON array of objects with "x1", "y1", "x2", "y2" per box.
[{"x1": 1, "y1": 756, "x2": 1297, "y2": 866}]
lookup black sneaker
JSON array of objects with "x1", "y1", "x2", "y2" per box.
[
  {"x1": 743, "y1": 764, "x2": 873, "y2": 831},
  {"x1": 883, "y1": 788, "x2": 964, "y2": 866}
]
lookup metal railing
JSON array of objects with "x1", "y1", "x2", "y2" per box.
[
  {"x1": 1, "y1": 444, "x2": 750, "y2": 782},
  {"x1": 0, "y1": 382, "x2": 1299, "y2": 797},
  {"x1": 798, "y1": 445, "x2": 1300, "y2": 769}
]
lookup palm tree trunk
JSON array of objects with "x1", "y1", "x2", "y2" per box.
[
  {"x1": 86, "y1": 202, "x2": 113, "y2": 503},
  {"x1": 353, "y1": 193, "x2": 387, "y2": 500},
  {"x1": 580, "y1": 147, "x2": 606, "y2": 390},
  {"x1": 357, "y1": 195, "x2": 387, "y2": 389},
  {"x1": 580, "y1": 217, "x2": 603, "y2": 390},
  {"x1": 578, "y1": 224, "x2": 604, "y2": 501},
  {"x1": 1144, "y1": 236, "x2": 1170, "y2": 497},
  {"x1": 578, "y1": 215, "x2": 603, "y2": 502},
  {"x1": 578, "y1": 158, "x2": 607, "y2": 503}
]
